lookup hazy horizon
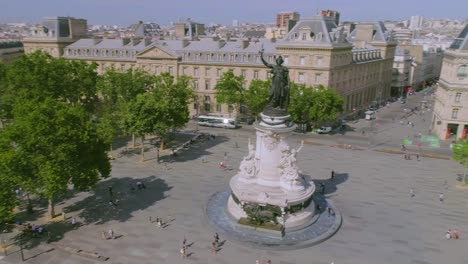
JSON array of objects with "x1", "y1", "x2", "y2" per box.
[{"x1": 1, "y1": 0, "x2": 467, "y2": 26}]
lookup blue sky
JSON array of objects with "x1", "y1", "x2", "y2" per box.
[{"x1": 1, "y1": 0, "x2": 467, "y2": 25}]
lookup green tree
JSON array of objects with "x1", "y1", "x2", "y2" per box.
[
  {"x1": 453, "y1": 140, "x2": 468, "y2": 183},
  {"x1": 289, "y1": 84, "x2": 344, "y2": 127},
  {"x1": 244, "y1": 80, "x2": 270, "y2": 120},
  {"x1": 0, "y1": 62, "x2": 7, "y2": 126},
  {"x1": 97, "y1": 68, "x2": 157, "y2": 147},
  {"x1": 3, "y1": 98, "x2": 111, "y2": 219},
  {"x1": 2, "y1": 51, "x2": 99, "y2": 117},
  {"x1": 289, "y1": 83, "x2": 315, "y2": 123},
  {"x1": 125, "y1": 73, "x2": 194, "y2": 161},
  {"x1": 214, "y1": 70, "x2": 245, "y2": 117},
  {"x1": 0, "y1": 132, "x2": 18, "y2": 223},
  {"x1": 308, "y1": 85, "x2": 344, "y2": 126},
  {"x1": 126, "y1": 91, "x2": 165, "y2": 161}
]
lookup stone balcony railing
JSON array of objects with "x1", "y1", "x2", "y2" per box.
[{"x1": 352, "y1": 50, "x2": 382, "y2": 63}]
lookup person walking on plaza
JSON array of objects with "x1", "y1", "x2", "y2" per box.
[
  {"x1": 328, "y1": 207, "x2": 335, "y2": 217},
  {"x1": 267, "y1": 260, "x2": 272, "y2": 264},
  {"x1": 183, "y1": 236, "x2": 187, "y2": 247},
  {"x1": 446, "y1": 229, "x2": 452, "y2": 240},
  {"x1": 439, "y1": 192, "x2": 444, "y2": 202},
  {"x1": 330, "y1": 170, "x2": 335, "y2": 181},
  {"x1": 108, "y1": 229, "x2": 114, "y2": 239},
  {"x1": 416, "y1": 154, "x2": 420, "y2": 161},
  {"x1": 108, "y1": 186, "x2": 113, "y2": 197},
  {"x1": 71, "y1": 217, "x2": 77, "y2": 229},
  {"x1": 180, "y1": 246, "x2": 186, "y2": 258},
  {"x1": 410, "y1": 188, "x2": 415, "y2": 198},
  {"x1": 214, "y1": 233, "x2": 220, "y2": 246},
  {"x1": 101, "y1": 231, "x2": 107, "y2": 240}
]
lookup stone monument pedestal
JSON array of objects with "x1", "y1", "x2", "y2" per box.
[{"x1": 227, "y1": 113, "x2": 316, "y2": 233}]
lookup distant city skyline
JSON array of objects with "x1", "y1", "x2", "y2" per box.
[{"x1": 1, "y1": 0, "x2": 467, "y2": 25}]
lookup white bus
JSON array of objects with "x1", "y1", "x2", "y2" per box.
[{"x1": 197, "y1": 116, "x2": 237, "y2": 129}]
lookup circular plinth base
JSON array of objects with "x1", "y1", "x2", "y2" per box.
[{"x1": 206, "y1": 190, "x2": 342, "y2": 250}]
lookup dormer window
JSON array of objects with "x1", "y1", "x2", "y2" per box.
[{"x1": 302, "y1": 33, "x2": 307, "y2": 40}]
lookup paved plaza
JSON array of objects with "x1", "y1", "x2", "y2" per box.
[
  {"x1": 1, "y1": 90, "x2": 467, "y2": 264},
  {"x1": 1, "y1": 120, "x2": 468, "y2": 264}
]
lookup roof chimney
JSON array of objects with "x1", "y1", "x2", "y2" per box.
[
  {"x1": 218, "y1": 39, "x2": 226, "y2": 49},
  {"x1": 122, "y1": 38, "x2": 131, "y2": 46},
  {"x1": 242, "y1": 39, "x2": 249, "y2": 49},
  {"x1": 144, "y1": 37, "x2": 152, "y2": 46},
  {"x1": 93, "y1": 37, "x2": 103, "y2": 45}
]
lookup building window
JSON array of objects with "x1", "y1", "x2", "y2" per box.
[
  {"x1": 241, "y1": 69, "x2": 246, "y2": 77},
  {"x1": 302, "y1": 33, "x2": 307, "y2": 40},
  {"x1": 457, "y1": 65, "x2": 468, "y2": 78},
  {"x1": 230, "y1": 54, "x2": 235, "y2": 61},
  {"x1": 216, "y1": 104, "x2": 222, "y2": 112},
  {"x1": 194, "y1": 80, "x2": 199, "y2": 90},
  {"x1": 299, "y1": 73, "x2": 305, "y2": 83},
  {"x1": 217, "y1": 68, "x2": 222, "y2": 77},
  {"x1": 205, "y1": 67, "x2": 210, "y2": 76},
  {"x1": 194, "y1": 67, "x2": 199, "y2": 77},
  {"x1": 205, "y1": 80, "x2": 210, "y2": 90},
  {"x1": 168, "y1": 66, "x2": 173, "y2": 75},
  {"x1": 300, "y1": 56, "x2": 305, "y2": 66},
  {"x1": 182, "y1": 67, "x2": 188, "y2": 75},
  {"x1": 455, "y1": 93, "x2": 461, "y2": 103},
  {"x1": 204, "y1": 96, "x2": 211, "y2": 111},
  {"x1": 452, "y1": 108, "x2": 459, "y2": 119},
  {"x1": 316, "y1": 56, "x2": 323, "y2": 66},
  {"x1": 283, "y1": 56, "x2": 289, "y2": 65},
  {"x1": 254, "y1": 70, "x2": 259, "y2": 79},
  {"x1": 315, "y1": 73, "x2": 322, "y2": 83}
]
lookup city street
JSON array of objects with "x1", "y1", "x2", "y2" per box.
[{"x1": 1, "y1": 100, "x2": 467, "y2": 264}]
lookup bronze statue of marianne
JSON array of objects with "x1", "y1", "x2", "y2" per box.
[{"x1": 259, "y1": 48, "x2": 290, "y2": 112}]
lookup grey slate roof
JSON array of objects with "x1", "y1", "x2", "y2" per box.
[
  {"x1": 449, "y1": 24, "x2": 468, "y2": 51},
  {"x1": 348, "y1": 21, "x2": 391, "y2": 43}
]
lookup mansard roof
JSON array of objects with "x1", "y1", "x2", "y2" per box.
[
  {"x1": 348, "y1": 21, "x2": 392, "y2": 43},
  {"x1": 282, "y1": 16, "x2": 350, "y2": 47},
  {"x1": 449, "y1": 24, "x2": 468, "y2": 51}
]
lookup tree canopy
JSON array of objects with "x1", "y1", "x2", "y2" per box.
[
  {"x1": 215, "y1": 70, "x2": 245, "y2": 114},
  {"x1": 453, "y1": 140, "x2": 468, "y2": 183},
  {"x1": 125, "y1": 73, "x2": 195, "y2": 160},
  {"x1": 289, "y1": 84, "x2": 344, "y2": 125},
  {"x1": 1, "y1": 98, "x2": 111, "y2": 218},
  {"x1": 244, "y1": 80, "x2": 270, "y2": 118},
  {"x1": 0, "y1": 51, "x2": 111, "y2": 220},
  {"x1": 2, "y1": 51, "x2": 99, "y2": 117}
]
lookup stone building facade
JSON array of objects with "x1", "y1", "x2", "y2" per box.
[
  {"x1": 432, "y1": 25, "x2": 468, "y2": 140},
  {"x1": 23, "y1": 16, "x2": 87, "y2": 58},
  {"x1": 23, "y1": 16, "x2": 396, "y2": 118}
]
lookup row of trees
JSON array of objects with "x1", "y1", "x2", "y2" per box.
[
  {"x1": 215, "y1": 70, "x2": 344, "y2": 125},
  {"x1": 0, "y1": 51, "x2": 194, "y2": 222}
]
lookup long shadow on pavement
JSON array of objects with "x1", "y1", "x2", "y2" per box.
[
  {"x1": 160, "y1": 135, "x2": 228, "y2": 163},
  {"x1": 65, "y1": 175, "x2": 171, "y2": 225},
  {"x1": 313, "y1": 173, "x2": 349, "y2": 195}
]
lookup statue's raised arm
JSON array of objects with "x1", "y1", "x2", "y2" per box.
[{"x1": 259, "y1": 49, "x2": 273, "y2": 68}]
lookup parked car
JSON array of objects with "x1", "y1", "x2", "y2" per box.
[
  {"x1": 237, "y1": 117, "x2": 255, "y2": 125},
  {"x1": 317, "y1": 126, "x2": 332, "y2": 134}
]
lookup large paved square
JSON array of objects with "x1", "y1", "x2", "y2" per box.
[{"x1": 3, "y1": 127, "x2": 468, "y2": 264}]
